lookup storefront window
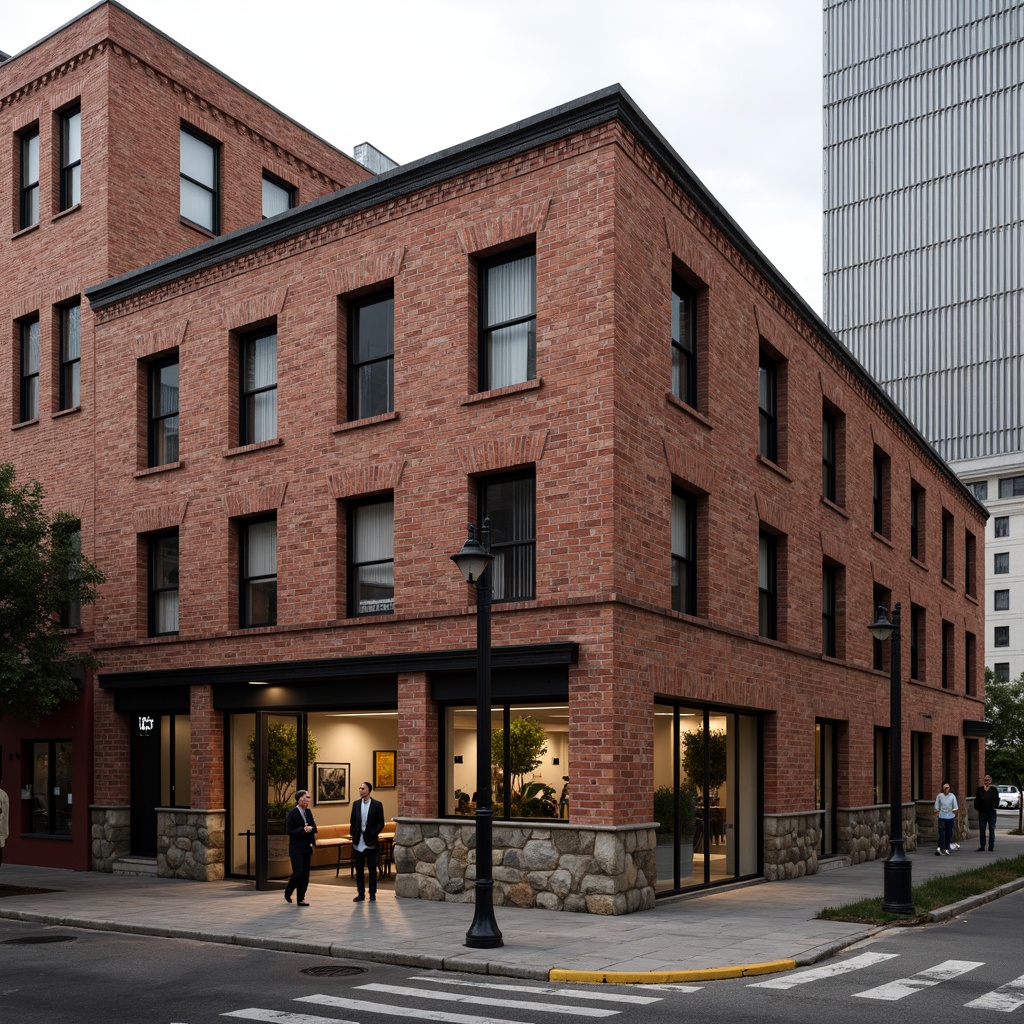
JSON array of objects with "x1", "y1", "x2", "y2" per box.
[
  {"x1": 445, "y1": 704, "x2": 568, "y2": 820},
  {"x1": 30, "y1": 740, "x2": 73, "y2": 836}
]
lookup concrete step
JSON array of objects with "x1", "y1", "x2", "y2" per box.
[{"x1": 112, "y1": 856, "x2": 158, "y2": 877}]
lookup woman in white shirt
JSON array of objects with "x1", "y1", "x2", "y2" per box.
[{"x1": 934, "y1": 781, "x2": 958, "y2": 855}]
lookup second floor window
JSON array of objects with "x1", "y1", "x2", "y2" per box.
[
  {"x1": 995, "y1": 552, "x2": 1010, "y2": 574},
  {"x1": 240, "y1": 328, "x2": 277, "y2": 444},
  {"x1": 995, "y1": 516, "x2": 1009, "y2": 538},
  {"x1": 872, "y1": 584, "x2": 891, "y2": 672},
  {"x1": 822, "y1": 563, "x2": 837, "y2": 658},
  {"x1": 994, "y1": 625, "x2": 1010, "y2": 648},
  {"x1": 481, "y1": 471, "x2": 535, "y2": 602},
  {"x1": 480, "y1": 249, "x2": 536, "y2": 390},
  {"x1": 822, "y1": 409, "x2": 837, "y2": 502},
  {"x1": 941, "y1": 509, "x2": 954, "y2": 581},
  {"x1": 262, "y1": 173, "x2": 294, "y2": 218},
  {"x1": 758, "y1": 532, "x2": 777, "y2": 639},
  {"x1": 910, "y1": 483, "x2": 924, "y2": 559},
  {"x1": 348, "y1": 291, "x2": 394, "y2": 420},
  {"x1": 59, "y1": 523, "x2": 82, "y2": 630},
  {"x1": 349, "y1": 498, "x2": 395, "y2": 616},
  {"x1": 59, "y1": 301, "x2": 81, "y2": 410},
  {"x1": 995, "y1": 589, "x2": 1010, "y2": 611},
  {"x1": 20, "y1": 126, "x2": 39, "y2": 229},
  {"x1": 20, "y1": 316, "x2": 40, "y2": 422},
  {"x1": 180, "y1": 126, "x2": 218, "y2": 232},
  {"x1": 149, "y1": 356, "x2": 179, "y2": 466},
  {"x1": 149, "y1": 530, "x2": 180, "y2": 636},
  {"x1": 60, "y1": 104, "x2": 82, "y2": 210},
  {"x1": 671, "y1": 277, "x2": 697, "y2": 407},
  {"x1": 671, "y1": 488, "x2": 697, "y2": 615},
  {"x1": 758, "y1": 351, "x2": 777, "y2": 462},
  {"x1": 910, "y1": 604, "x2": 924, "y2": 679},
  {"x1": 873, "y1": 448, "x2": 890, "y2": 537},
  {"x1": 240, "y1": 516, "x2": 277, "y2": 628}
]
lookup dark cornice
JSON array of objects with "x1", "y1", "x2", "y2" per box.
[
  {"x1": 83, "y1": 83, "x2": 984, "y2": 518},
  {"x1": 98, "y1": 642, "x2": 580, "y2": 689}
]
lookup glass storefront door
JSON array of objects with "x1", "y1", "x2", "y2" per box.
[
  {"x1": 654, "y1": 701, "x2": 760, "y2": 895},
  {"x1": 816, "y1": 719, "x2": 838, "y2": 857}
]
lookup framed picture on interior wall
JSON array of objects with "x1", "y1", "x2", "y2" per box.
[
  {"x1": 373, "y1": 749, "x2": 397, "y2": 789},
  {"x1": 314, "y1": 762, "x2": 350, "y2": 805}
]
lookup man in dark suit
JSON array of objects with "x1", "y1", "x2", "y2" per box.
[
  {"x1": 284, "y1": 789, "x2": 317, "y2": 906},
  {"x1": 350, "y1": 780, "x2": 385, "y2": 902}
]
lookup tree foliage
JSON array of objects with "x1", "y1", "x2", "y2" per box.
[
  {"x1": 491, "y1": 716, "x2": 548, "y2": 810},
  {"x1": 984, "y1": 667, "x2": 1024, "y2": 828},
  {"x1": 681, "y1": 727, "x2": 729, "y2": 793},
  {"x1": 246, "y1": 721, "x2": 320, "y2": 822},
  {"x1": 0, "y1": 463, "x2": 104, "y2": 723}
]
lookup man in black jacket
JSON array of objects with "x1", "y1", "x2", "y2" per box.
[
  {"x1": 350, "y1": 780, "x2": 385, "y2": 902},
  {"x1": 284, "y1": 790, "x2": 317, "y2": 906},
  {"x1": 975, "y1": 774, "x2": 999, "y2": 851}
]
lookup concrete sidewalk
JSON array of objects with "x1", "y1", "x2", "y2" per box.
[{"x1": 2, "y1": 832, "x2": 1023, "y2": 983}]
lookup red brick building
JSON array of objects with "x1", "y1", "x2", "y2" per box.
[{"x1": 3, "y1": 4, "x2": 987, "y2": 913}]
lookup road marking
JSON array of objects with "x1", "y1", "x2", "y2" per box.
[
  {"x1": 965, "y1": 974, "x2": 1024, "y2": 1012},
  {"x1": 353, "y1": 983, "x2": 618, "y2": 1016},
  {"x1": 749, "y1": 952, "x2": 899, "y2": 989},
  {"x1": 298, "y1": 994, "x2": 544, "y2": 1023},
  {"x1": 852, "y1": 959, "x2": 984, "y2": 1000},
  {"x1": 224, "y1": 1010, "x2": 358, "y2": 1024},
  {"x1": 408, "y1": 975, "x2": 663, "y2": 1003}
]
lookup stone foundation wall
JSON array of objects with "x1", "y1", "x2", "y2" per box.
[
  {"x1": 394, "y1": 819, "x2": 657, "y2": 915},
  {"x1": 837, "y1": 804, "x2": 918, "y2": 863},
  {"x1": 90, "y1": 805, "x2": 131, "y2": 872},
  {"x1": 763, "y1": 811, "x2": 822, "y2": 879},
  {"x1": 916, "y1": 801, "x2": 970, "y2": 847},
  {"x1": 156, "y1": 808, "x2": 225, "y2": 881}
]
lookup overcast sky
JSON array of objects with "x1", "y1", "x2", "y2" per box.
[{"x1": 5, "y1": 0, "x2": 824, "y2": 312}]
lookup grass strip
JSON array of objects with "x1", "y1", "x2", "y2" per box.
[{"x1": 817, "y1": 853, "x2": 1024, "y2": 925}]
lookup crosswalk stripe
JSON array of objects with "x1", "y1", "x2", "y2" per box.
[
  {"x1": 965, "y1": 974, "x2": 1024, "y2": 1012},
  {"x1": 354, "y1": 983, "x2": 618, "y2": 1016},
  {"x1": 408, "y1": 975, "x2": 663, "y2": 1004},
  {"x1": 223, "y1": 1009, "x2": 358, "y2": 1024},
  {"x1": 749, "y1": 952, "x2": 899, "y2": 989},
  {"x1": 298, "y1": 993, "x2": 561, "y2": 1024},
  {"x1": 852, "y1": 959, "x2": 984, "y2": 1000}
]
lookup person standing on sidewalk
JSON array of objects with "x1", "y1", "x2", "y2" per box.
[
  {"x1": 974, "y1": 774, "x2": 999, "y2": 852},
  {"x1": 934, "y1": 781, "x2": 958, "y2": 855},
  {"x1": 284, "y1": 790, "x2": 317, "y2": 906},
  {"x1": 350, "y1": 781, "x2": 384, "y2": 902}
]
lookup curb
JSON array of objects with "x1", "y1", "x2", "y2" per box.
[
  {"x1": 927, "y1": 876, "x2": 1024, "y2": 922},
  {"x1": 549, "y1": 959, "x2": 797, "y2": 985}
]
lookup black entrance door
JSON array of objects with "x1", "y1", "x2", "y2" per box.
[{"x1": 130, "y1": 713, "x2": 161, "y2": 856}]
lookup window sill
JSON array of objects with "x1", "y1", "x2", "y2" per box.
[
  {"x1": 665, "y1": 391, "x2": 711, "y2": 427},
  {"x1": 134, "y1": 461, "x2": 184, "y2": 478},
  {"x1": 332, "y1": 411, "x2": 399, "y2": 434},
  {"x1": 341, "y1": 610, "x2": 397, "y2": 623},
  {"x1": 910, "y1": 555, "x2": 928, "y2": 571},
  {"x1": 965, "y1": 591, "x2": 979, "y2": 606},
  {"x1": 11, "y1": 222, "x2": 40, "y2": 240},
  {"x1": 52, "y1": 406, "x2": 82, "y2": 420},
  {"x1": 462, "y1": 378, "x2": 542, "y2": 406},
  {"x1": 755, "y1": 453, "x2": 791, "y2": 481},
  {"x1": 19, "y1": 833, "x2": 72, "y2": 842},
  {"x1": 224, "y1": 438, "x2": 282, "y2": 458},
  {"x1": 871, "y1": 530, "x2": 894, "y2": 549},
  {"x1": 820, "y1": 496, "x2": 849, "y2": 519},
  {"x1": 180, "y1": 217, "x2": 216, "y2": 238},
  {"x1": 52, "y1": 203, "x2": 82, "y2": 223},
  {"x1": 11, "y1": 418, "x2": 39, "y2": 431},
  {"x1": 941, "y1": 576, "x2": 956, "y2": 591}
]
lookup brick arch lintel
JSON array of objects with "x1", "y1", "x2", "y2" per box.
[
  {"x1": 132, "y1": 500, "x2": 190, "y2": 535},
  {"x1": 662, "y1": 441, "x2": 713, "y2": 494},
  {"x1": 328, "y1": 248, "x2": 407, "y2": 296},
  {"x1": 223, "y1": 483, "x2": 288, "y2": 519},
  {"x1": 454, "y1": 199, "x2": 552, "y2": 255},
  {"x1": 457, "y1": 430, "x2": 549, "y2": 476},
  {"x1": 328, "y1": 461, "x2": 407, "y2": 501},
  {"x1": 221, "y1": 289, "x2": 289, "y2": 332}
]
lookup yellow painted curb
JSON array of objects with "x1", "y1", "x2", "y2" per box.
[{"x1": 549, "y1": 959, "x2": 797, "y2": 985}]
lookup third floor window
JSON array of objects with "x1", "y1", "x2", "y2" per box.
[
  {"x1": 240, "y1": 328, "x2": 277, "y2": 445},
  {"x1": 59, "y1": 105, "x2": 81, "y2": 211},
  {"x1": 19, "y1": 316, "x2": 40, "y2": 422},
  {"x1": 671, "y1": 277, "x2": 697, "y2": 408},
  {"x1": 481, "y1": 471, "x2": 536, "y2": 603},
  {"x1": 148, "y1": 356, "x2": 179, "y2": 466},
  {"x1": 20, "y1": 126, "x2": 39, "y2": 229},
  {"x1": 671, "y1": 488, "x2": 697, "y2": 615},
  {"x1": 59, "y1": 301, "x2": 81, "y2": 411},
  {"x1": 348, "y1": 290, "x2": 394, "y2": 420},
  {"x1": 261, "y1": 173, "x2": 294, "y2": 219},
  {"x1": 758, "y1": 351, "x2": 778, "y2": 463},
  {"x1": 480, "y1": 248, "x2": 536, "y2": 391},
  {"x1": 180, "y1": 126, "x2": 219, "y2": 232}
]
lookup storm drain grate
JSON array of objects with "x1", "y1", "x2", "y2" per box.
[
  {"x1": 2, "y1": 935, "x2": 78, "y2": 945},
  {"x1": 301, "y1": 965, "x2": 365, "y2": 978}
]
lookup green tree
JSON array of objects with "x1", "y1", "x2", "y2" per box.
[
  {"x1": 984, "y1": 667, "x2": 1024, "y2": 830},
  {"x1": 681, "y1": 727, "x2": 728, "y2": 794},
  {"x1": 0, "y1": 463, "x2": 104, "y2": 723},
  {"x1": 492, "y1": 716, "x2": 548, "y2": 812},
  {"x1": 246, "y1": 721, "x2": 320, "y2": 825}
]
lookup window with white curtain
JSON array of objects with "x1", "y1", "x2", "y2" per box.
[
  {"x1": 671, "y1": 488, "x2": 697, "y2": 615},
  {"x1": 481, "y1": 472, "x2": 535, "y2": 602},
  {"x1": 20, "y1": 125, "x2": 39, "y2": 229},
  {"x1": 240, "y1": 327, "x2": 277, "y2": 444},
  {"x1": 180, "y1": 126, "x2": 218, "y2": 232},
  {"x1": 348, "y1": 290, "x2": 394, "y2": 420},
  {"x1": 149, "y1": 530, "x2": 179, "y2": 636},
  {"x1": 262, "y1": 173, "x2": 294, "y2": 218},
  {"x1": 671, "y1": 277, "x2": 697, "y2": 407},
  {"x1": 20, "y1": 316, "x2": 40, "y2": 423},
  {"x1": 480, "y1": 248, "x2": 536, "y2": 390},
  {"x1": 60, "y1": 104, "x2": 81, "y2": 211},
  {"x1": 240, "y1": 516, "x2": 277, "y2": 628},
  {"x1": 148, "y1": 355, "x2": 179, "y2": 467},
  {"x1": 348, "y1": 498, "x2": 394, "y2": 616},
  {"x1": 60, "y1": 300, "x2": 81, "y2": 411}
]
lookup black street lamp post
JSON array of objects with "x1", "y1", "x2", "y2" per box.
[
  {"x1": 450, "y1": 520, "x2": 504, "y2": 949},
  {"x1": 868, "y1": 602, "x2": 914, "y2": 914}
]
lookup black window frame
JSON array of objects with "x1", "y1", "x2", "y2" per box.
[
  {"x1": 998, "y1": 475, "x2": 1024, "y2": 499},
  {"x1": 58, "y1": 521, "x2": 82, "y2": 630},
  {"x1": 671, "y1": 275, "x2": 698, "y2": 408},
  {"x1": 59, "y1": 299, "x2": 81, "y2": 411},
  {"x1": 994, "y1": 552, "x2": 1010, "y2": 574},
  {"x1": 965, "y1": 631, "x2": 976, "y2": 694},
  {"x1": 671, "y1": 486, "x2": 698, "y2": 615},
  {"x1": 994, "y1": 625, "x2": 1010, "y2": 648},
  {"x1": 994, "y1": 662, "x2": 1010, "y2": 683},
  {"x1": 239, "y1": 326, "x2": 278, "y2": 446},
  {"x1": 179, "y1": 124, "x2": 219, "y2": 233},
  {"x1": 19, "y1": 315, "x2": 40, "y2": 423},
  {"x1": 757, "y1": 350, "x2": 778, "y2": 463},
  {"x1": 239, "y1": 514, "x2": 277, "y2": 629},
  {"x1": 941, "y1": 619, "x2": 954, "y2": 689},
  {"x1": 872, "y1": 448, "x2": 890, "y2": 537},
  {"x1": 59, "y1": 103, "x2": 81, "y2": 211},
  {"x1": 480, "y1": 470, "x2": 536, "y2": 604},
  {"x1": 347, "y1": 289, "x2": 395, "y2": 421},
  {"x1": 822, "y1": 407, "x2": 837, "y2": 502},
  {"x1": 148, "y1": 529, "x2": 180, "y2": 637},
  {"x1": 994, "y1": 516, "x2": 1009, "y2": 538},
  {"x1": 910, "y1": 482, "x2": 923, "y2": 559},
  {"x1": 872, "y1": 583, "x2": 892, "y2": 672},
  {"x1": 347, "y1": 495, "x2": 395, "y2": 618},
  {"x1": 995, "y1": 589, "x2": 1010, "y2": 612},
  {"x1": 822, "y1": 562, "x2": 837, "y2": 658},
  {"x1": 479, "y1": 246, "x2": 536, "y2": 392},
  {"x1": 910, "y1": 603, "x2": 924, "y2": 680},
  {"x1": 261, "y1": 171, "x2": 295, "y2": 219},
  {"x1": 965, "y1": 530, "x2": 976, "y2": 596},
  {"x1": 758, "y1": 531, "x2": 778, "y2": 640},
  {"x1": 941, "y1": 509, "x2": 954, "y2": 582},
  {"x1": 29, "y1": 739, "x2": 73, "y2": 836},
  {"x1": 19, "y1": 124, "x2": 40, "y2": 230},
  {"x1": 148, "y1": 354, "x2": 180, "y2": 467},
  {"x1": 969, "y1": 480, "x2": 988, "y2": 501}
]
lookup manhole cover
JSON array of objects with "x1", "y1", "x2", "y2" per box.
[
  {"x1": 2, "y1": 935, "x2": 77, "y2": 945},
  {"x1": 301, "y1": 965, "x2": 365, "y2": 978}
]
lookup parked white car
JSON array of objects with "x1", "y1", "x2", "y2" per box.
[{"x1": 997, "y1": 784, "x2": 1020, "y2": 809}]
